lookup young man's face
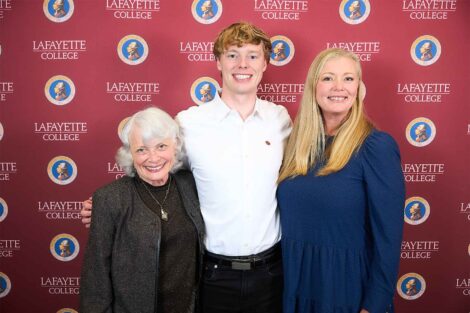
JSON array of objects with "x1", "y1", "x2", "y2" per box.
[{"x1": 217, "y1": 43, "x2": 267, "y2": 99}]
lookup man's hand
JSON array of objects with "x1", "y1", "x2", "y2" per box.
[{"x1": 81, "y1": 197, "x2": 93, "y2": 228}]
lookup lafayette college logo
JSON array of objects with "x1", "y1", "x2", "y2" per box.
[
  {"x1": 117, "y1": 35, "x2": 149, "y2": 65},
  {"x1": 0, "y1": 197, "x2": 8, "y2": 222},
  {"x1": 404, "y1": 196, "x2": 430, "y2": 225},
  {"x1": 0, "y1": 272, "x2": 12, "y2": 298},
  {"x1": 44, "y1": 75, "x2": 76, "y2": 106},
  {"x1": 410, "y1": 35, "x2": 441, "y2": 66},
  {"x1": 190, "y1": 77, "x2": 220, "y2": 106},
  {"x1": 43, "y1": 0, "x2": 74, "y2": 23},
  {"x1": 339, "y1": 0, "x2": 371, "y2": 25},
  {"x1": 397, "y1": 273, "x2": 426, "y2": 300},
  {"x1": 47, "y1": 156, "x2": 78, "y2": 185},
  {"x1": 191, "y1": 0, "x2": 223, "y2": 24},
  {"x1": 50, "y1": 233, "x2": 80, "y2": 262},
  {"x1": 270, "y1": 35, "x2": 295, "y2": 67},
  {"x1": 406, "y1": 117, "x2": 436, "y2": 147}
]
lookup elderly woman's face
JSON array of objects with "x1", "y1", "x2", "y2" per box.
[{"x1": 129, "y1": 128, "x2": 176, "y2": 186}]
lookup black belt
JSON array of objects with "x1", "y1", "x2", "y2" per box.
[{"x1": 204, "y1": 243, "x2": 281, "y2": 270}]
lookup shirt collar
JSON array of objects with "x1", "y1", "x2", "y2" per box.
[
  {"x1": 212, "y1": 91, "x2": 265, "y2": 121},
  {"x1": 252, "y1": 98, "x2": 266, "y2": 120}
]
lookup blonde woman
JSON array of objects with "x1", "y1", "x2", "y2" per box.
[{"x1": 277, "y1": 48, "x2": 405, "y2": 313}]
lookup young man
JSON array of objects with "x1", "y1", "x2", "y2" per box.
[{"x1": 81, "y1": 22, "x2": 291, "y2": 312}]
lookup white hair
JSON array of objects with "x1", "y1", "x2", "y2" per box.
[{"x1": 116, "y1": 107, "x2": 184, "y2": 176}]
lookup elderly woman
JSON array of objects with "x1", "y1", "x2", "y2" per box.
[
  {"x1": 80, "y1": 107, "x2": 205, "y2": 313},
  {"x1": 277, "y1": 48, "x2": 405, "y2": 313}
]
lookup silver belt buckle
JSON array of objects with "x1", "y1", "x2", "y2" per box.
[{"x1": 231, "y1": 261, "x2": 251, "y2": 270}]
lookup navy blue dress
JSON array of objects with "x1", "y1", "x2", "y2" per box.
[{"x1": 278, "y1": 130, "x2": 405, "y2": 313}]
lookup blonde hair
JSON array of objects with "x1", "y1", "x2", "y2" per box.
[
  {"x1": 213, "y1": 21, "x2": 272, "y2": 62},
  {"x1": 278, "y1": 48, "x2": 373, "y2": 182}
]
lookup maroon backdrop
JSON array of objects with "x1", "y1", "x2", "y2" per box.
[{"x1": 0, "y1": 0, "x2": 469, "y2": 312}]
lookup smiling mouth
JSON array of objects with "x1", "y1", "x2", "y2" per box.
[
  {"x1": 233, "y1": 74, "x2": 252, "y2": 81},
  {"x1": 328, "y1": 96, "x2": 348, "y2": 101},
  {"x1": 144, "y1": 163, "x2": 166, "y2": 173}
]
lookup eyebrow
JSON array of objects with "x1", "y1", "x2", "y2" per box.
[
  {"x1": 225, "y1": 49, "x2": 261, "y2": 54},
  {"x1": 321, "y1": 72, "x2": 356, "y2": 75}
]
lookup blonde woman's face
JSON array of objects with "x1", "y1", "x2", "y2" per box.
[{"x1": 315, "y1": 56, "x2": 359, "y2": 121}]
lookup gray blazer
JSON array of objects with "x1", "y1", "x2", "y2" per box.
[{"x1": 80, "y1": 170, "x2": 205, "y2": 313}]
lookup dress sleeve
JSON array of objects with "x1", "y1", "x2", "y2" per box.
[
  {"x1": 79, "y1": 188, "x2": 117, "y2": 313},
  {"x1": 360, "y1": 131, "x2": 405, "y2": 313}
]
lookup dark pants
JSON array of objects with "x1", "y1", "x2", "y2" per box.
[{"x1": 200, "y1": 244, "x2": 283, "y2": 313}]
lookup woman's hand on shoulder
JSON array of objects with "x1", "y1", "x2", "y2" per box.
[{"x1": 81, "y1": 197, "x2": 93, "y2": 228}]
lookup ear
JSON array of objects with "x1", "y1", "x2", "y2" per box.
[
  {"x1": 216, "y1": 58, "x2": 222, "y2": 71},
  {"x1": 262, "y1": 58, "x2": 267, "y2": 72},
  {"x1": 358, "y1": 81, "x2": 366, "y2": 102}
]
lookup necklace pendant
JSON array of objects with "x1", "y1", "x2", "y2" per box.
[{"x1": 161, "y1": 209, "x2": 168, "y2": 221}]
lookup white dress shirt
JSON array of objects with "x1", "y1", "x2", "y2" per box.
[{"x1": 177, "y1": 93, "x2": 292, "y2": 256}]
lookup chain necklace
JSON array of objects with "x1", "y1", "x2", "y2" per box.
[{"x1": 140, "y1": 175, "x2": 172, "y2": 221}]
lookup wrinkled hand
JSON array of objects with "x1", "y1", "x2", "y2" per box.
[{"x1": 81, "y1": 197, "x2": 93, "y2": 228}]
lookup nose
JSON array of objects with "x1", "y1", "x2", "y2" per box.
[
  {"x1": 147, "y1": 148, "x2": 161, "y2": 160},
  {"x1": 333, "y1": 78, "x2": 344, "y2": 90},
  {"x1": 238, "y1": 56, "x2": 248, "y2": 69}
]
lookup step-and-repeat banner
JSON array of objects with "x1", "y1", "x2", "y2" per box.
[{"x1": 0, "y1": 1, "x2": 469, "y2": 312}]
